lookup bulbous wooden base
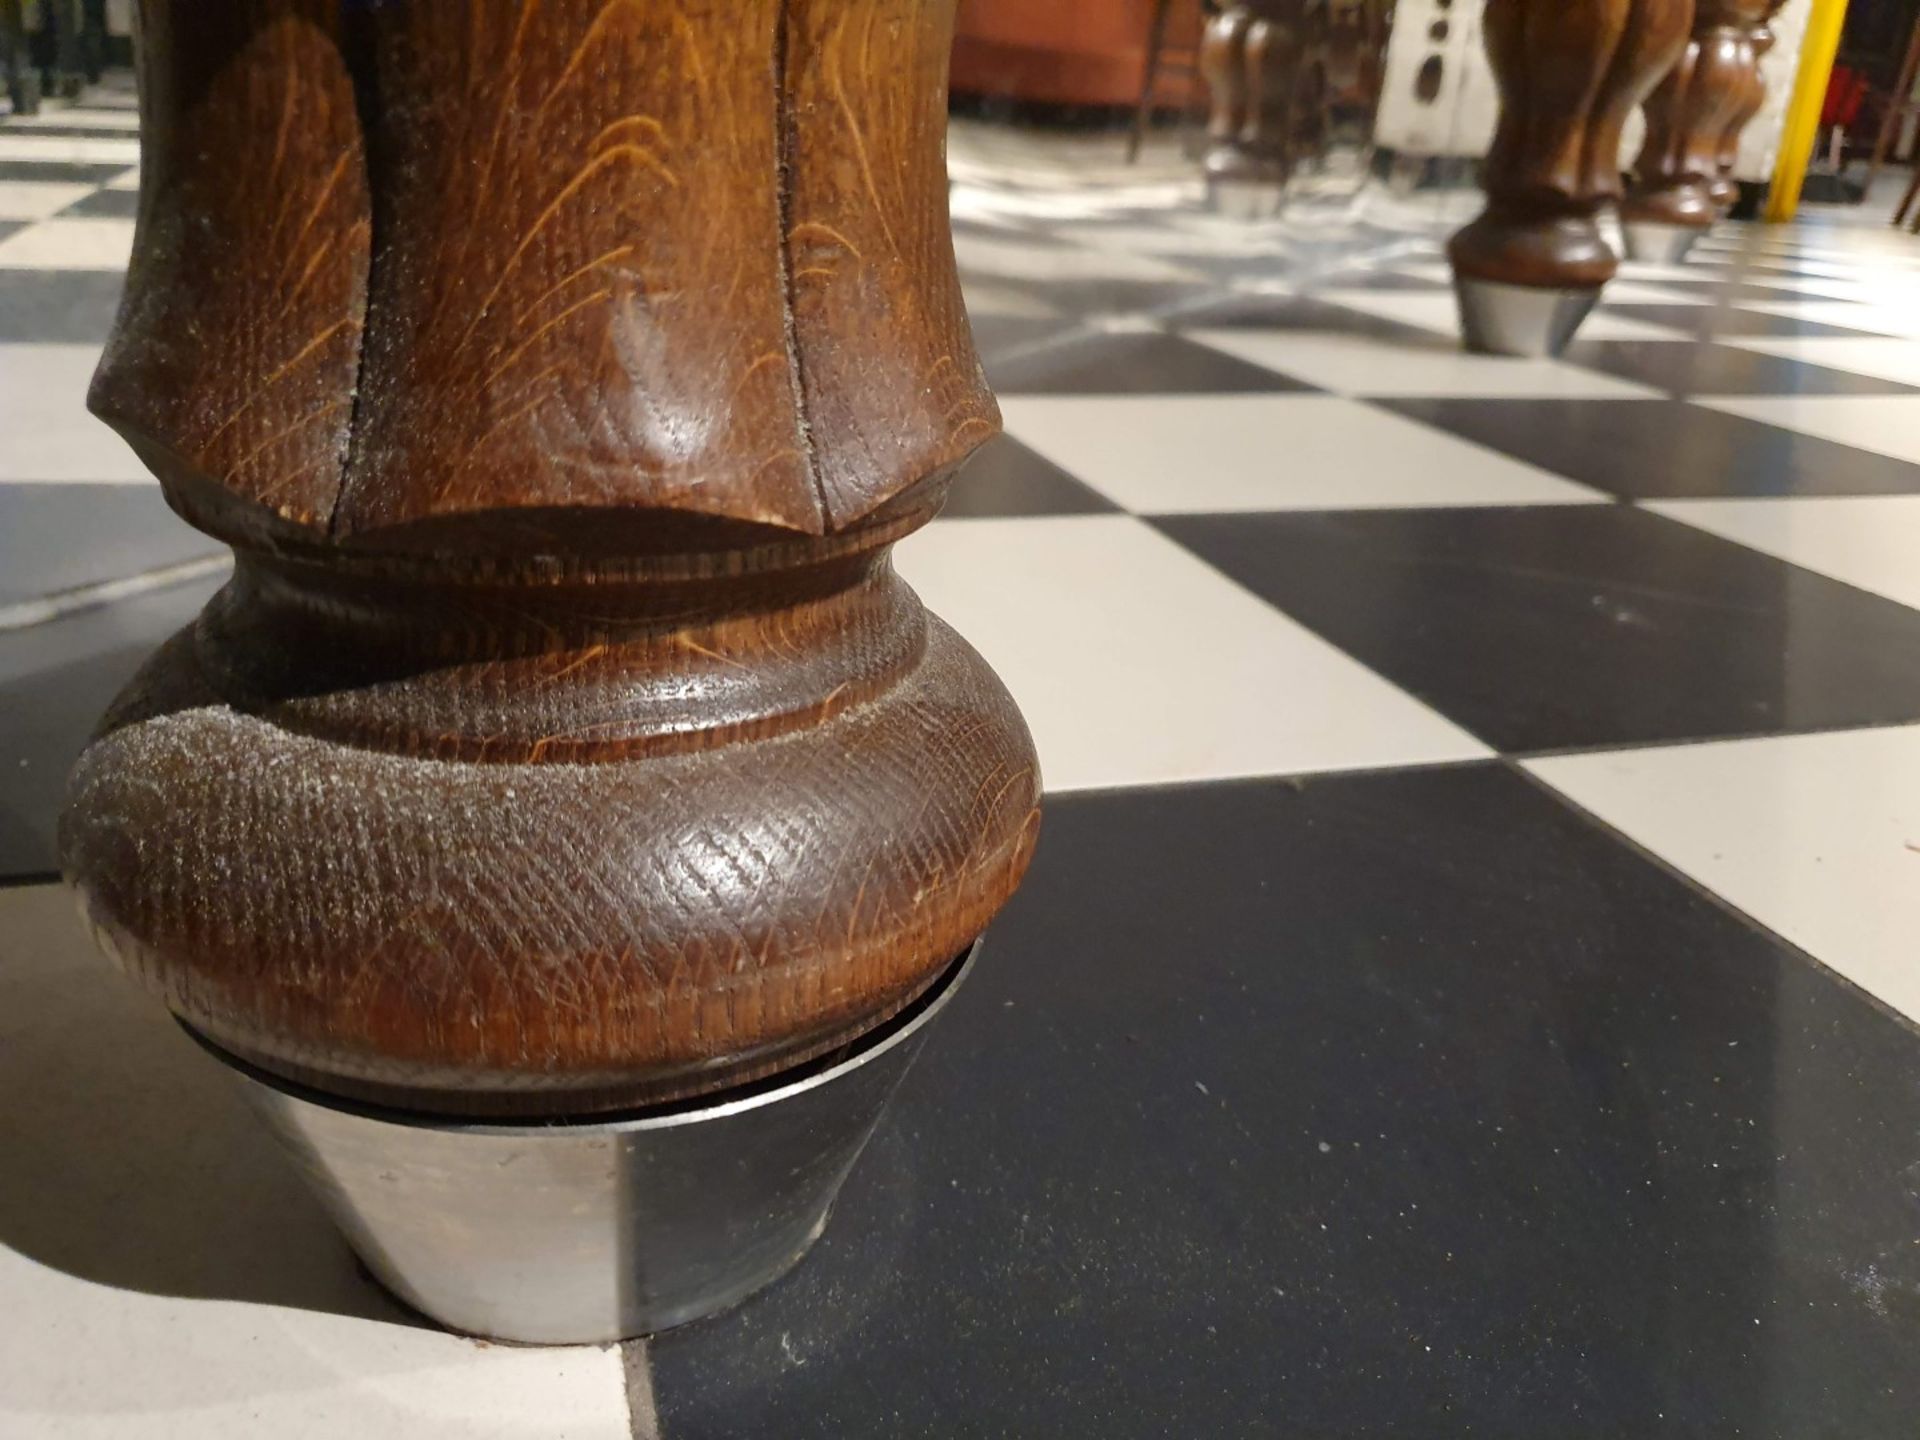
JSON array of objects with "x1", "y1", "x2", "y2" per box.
[{"x1": 63, "y1": 522, "x2": 1040, "y2": 1118}]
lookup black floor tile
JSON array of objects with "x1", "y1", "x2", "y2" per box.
[
  {"x1": 648, "y1": 768, "x2": 1920, "y2": 1439},
  {"x1": 940, "y1": 435, "x2": 1118, "y2": 519},
  {"x1": 56, "y1": 186, "x2": 139, "y2": 218},
  {"x1": 0, "y1": 220, "x2": 21, "y2": 246},
  {"x1": 1561, "y1": 338, "x2": 1920, "y2": 396},
  {"x1": 0, "y1": 159, "x2": 127, "y2": 183},
  {"x1": 0, "y1": 484, "x2": 220, "y2": 605},
  {"x1": 993, "y1": 276, "x2": 1215, "y2": 321},
  {"x1": 1382, "y1": 396, "x2": 1920, "y2": 499},
  {"x1": 1605, "y1": 303, "x2": 1895, "y2": 340},
  {"x1": 963, "y1": 311, "x2": 1074, "y2": 361},
  {"x1": 1156, "y1": 505, "x2": 1920, "y2": 752},
  {"x1": 987, "y1": 330, "x2": 1315, "y2": 396},
  {"x1": 0, "y1": 268, "x2": 123, "y2": 340},
  {"x1": 1175, "y1": 290, "x2": 1442, "y2": 344},
  {"x1": 0, "y1": 573, "x2": 220, "y2": 876},
  {"x1": 0, "y1": 124, "x2": 136, "y2": 140}
]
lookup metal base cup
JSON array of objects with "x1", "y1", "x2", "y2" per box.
[
  {"x1": 201, "y1": 946, "x2": 977, "y2": 1344},
  {"x1": 1453, "y1": 276, "x2": 1601, "y2": 358},
  {"x1": 1620, "y1": 219, "x2": 1703, "y2": 265}
]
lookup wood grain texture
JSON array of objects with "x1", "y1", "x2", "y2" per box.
[
  {"x1": 88, "y1": 0, "x2": 368, "y2": 534},
  {"x1": 1625, "y1": 1, "x2": 1779, "y2": 229},
  {"x1": 63, "y1": 0, "x2": 1040, "y2": 1116},
  {"x1": 1448, "y1": 0, "x2": 1694, "y2": 290}
]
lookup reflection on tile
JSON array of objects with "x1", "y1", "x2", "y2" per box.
[
  {"x1": 1000, "y1": 394, "x2": 1601, "y2": 512},
  {"x1": 1156, "y1": 505, "x2": 1920, "y2": 751},
  {"x1": 1648, "y1": 494, "x2": 1920, "y2": 612},
  {"x1": 1383, "y1": 397, "x2": 1920, "y2": 498},
  {"x1": 0, "y1": 884, "x2": 632, "y2": 1439},
  {"x1": 1191, "y1": 328, "x2": 1661, "y2": 398},
  {"x1": 651, "y1": 768, "x2": 1920, "y2": 1438},
  {"x1": 1529, "y1": 725, "x2": 1920, "y2": 1020},
  {"x1": 895, "y1": 516, "x2": 1487, "y2": 790},
  {"x1": 0, "y1": 343, "x2": 143, "y2": 481}
]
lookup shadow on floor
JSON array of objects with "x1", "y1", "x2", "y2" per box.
[{"x1": 0, "y1": 883, "x2": 427, "y2": 1328}]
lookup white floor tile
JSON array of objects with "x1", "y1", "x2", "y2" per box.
[
  {"x1": 1696, "y1": 394, "x2": 1920, "y2": 467},
  {"x1": 1717, "y1": 335, "x2": 1920, "y2": 387},
  {"x1": 1597, "y1": 280, "x2": 1716, "y2": 305},
  {"x1": 1000, "y1": 393, "x2": 1605, "y2": 511},
  {"x1": 0, "y1": 343, "x2": 148, "y2": 481},
  {"x1": 5, "y1": 107, "x2": 140, "y2": 132},
  {"x1": 0, "y1": 180, "x2": 92, "y2": 221},
  {"x1": 0, "y1": 217, "x2": 135, "y2": 270},
  {"x1": 1739, "y1": 297, "x2": 1920, "y2": 337},
  {"x1": 1311, "y1": 288, "x2": 1692, "y2": 342},
  {"x1": 895, "y1": 515, "x2": 1490, "y2": 791},
  {"x1": 0, "y1": 133, "x2": 140, "y2": 165},
  {"x1": 0, "y1": 883, "x2": 633, "y2": 1440},
  {"x1": 1647, "y1": 495, "x2": 1920, "y2": 612},
  {"x1": 104, "y1": 166, "x2": 141, "y2": 192},
  {"x1": 1187, "y1": 329, "x2": 1659, "y2": 399},
  {"x1": 951, "y1": 230, "x2": 1199, "y2": 285},
  {"x1": 1528, "y1": 726, "x2": 1920, "y2": 1024}
]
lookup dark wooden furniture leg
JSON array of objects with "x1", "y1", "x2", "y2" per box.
[
  {"x1": 62, "y1": 0, "x2": 1040, "y2": 1344},
  {"x1": 1, "y1": 0, "x2": 38, "y2": 115},
  {"x1": 1449, "y1": 0, "x2": 1693, "y2": 356},
  {"x1": 1622, "y1": 1, "x2": 1776, "y2": 261},
  {"x1": 1201, "y1": 0, "x2": 1303, "y2": 217},
  {"x1": 1864, "y1": 11, "x2": 1920, "y2": 202},
  {"x1": 1707, "y1": 1, "x2": 1786, "y2": 209}
]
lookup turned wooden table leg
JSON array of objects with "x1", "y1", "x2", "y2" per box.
[
  {"x1": 62, "y1": 0, "x2": 1039, "y2": 1344},
  {"x1": 1708, "y1": 1, "x2": 1788, "y2": 211},
  {"x1": 1202, "y1": 0, "x2": 1305, "y2": 218},
  {"x1": 1623, "y1": 1, "x2": 1779, "y2": 260},
  {"x1": 1448, "y1": 0, "x2": 1693, "y2": 356}
]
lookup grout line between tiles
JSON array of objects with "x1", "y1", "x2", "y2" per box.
[
  {"x1": 623, "y1": 1339, "x2": 664, "y2": 1440},
  {"x1": 1504, "y1": 756, "x2": 1920, "y2": 1043}
]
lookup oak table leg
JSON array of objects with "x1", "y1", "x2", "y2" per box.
[
  {"x1": 1448, "y1": 0, "x2": 1693, "y2": 356},
  {"x1": 61, "y1": 0, "x2": 1040, "y2": 1343},
  {"x1": 1622, "y1": 1, "x2": 1781, "y2": 261}
]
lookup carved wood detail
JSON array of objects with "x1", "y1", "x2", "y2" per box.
[{"x1": 63, "y1": 0, "x2": 1042, "y2": 1118}]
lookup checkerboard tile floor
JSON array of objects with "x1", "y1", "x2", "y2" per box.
[{"x1": 6, "y1": 77, "x2": 1920, "y2": 1438}]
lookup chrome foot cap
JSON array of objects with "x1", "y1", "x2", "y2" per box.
[
  {"x1": 212, "y1": 947, "x2": 977, "y2": 1344},
  {"x1": 1453, "y1": 277, "x2": 1600, "y2": 358},
  {"x1": 1621, "y1": 220, "x2": 1705, "y2": 265}
]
